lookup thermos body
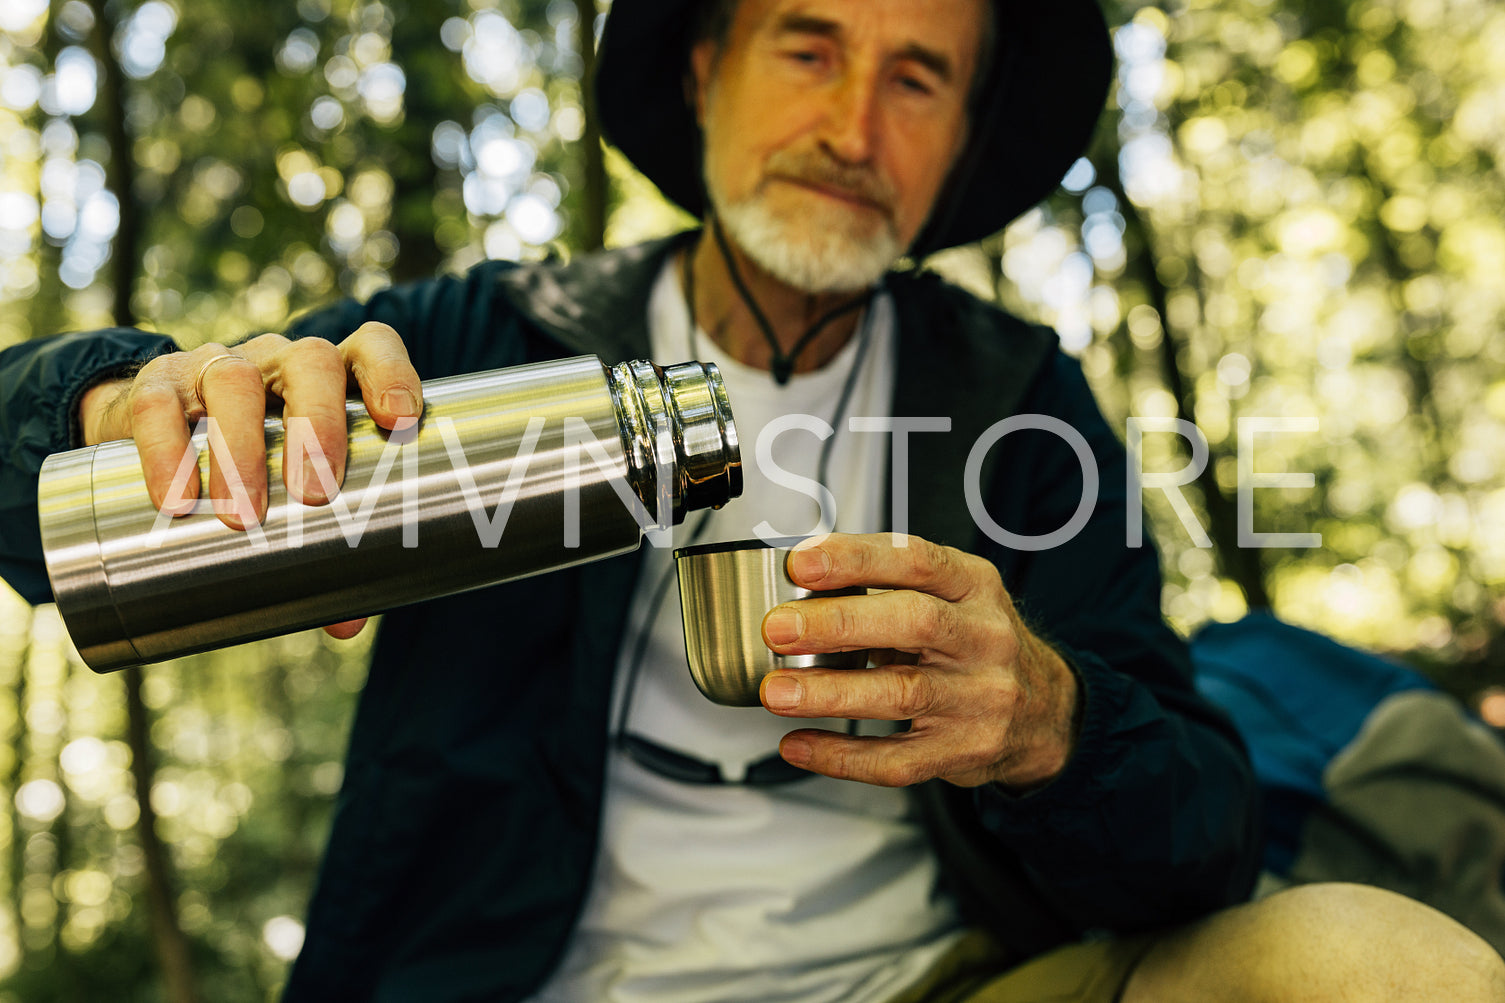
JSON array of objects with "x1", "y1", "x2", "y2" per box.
[{"x1": 38, "y1": 355, "x2": 741, "y2": 672}]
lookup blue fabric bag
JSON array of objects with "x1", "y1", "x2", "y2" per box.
[{"x1": 1190, "y1": 611, "x2": 1436, "y2": 875}]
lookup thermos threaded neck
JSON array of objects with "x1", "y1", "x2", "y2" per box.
[{"x1": 607, "y1": 360, "x2": 742, "y2": 525}]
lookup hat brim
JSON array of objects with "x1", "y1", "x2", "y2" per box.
[{"x1": 595, "y1": 0, "x2": 1113, "y2": 255}]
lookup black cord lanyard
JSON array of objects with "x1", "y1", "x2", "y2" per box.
[
  {"x1": 707, "y1": 215, "x2": 874, "y2": 385},
  {"x1": 611, "y1": 255, "x2": 879, "y2": 783}
]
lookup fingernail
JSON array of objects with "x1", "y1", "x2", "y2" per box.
[
  {"x1": 239, "y1": 494, "x2": 262, "y2": 528},
  {"x1": 301, "y1": 457, "x2": 328, "y2": 503},
  {"x1": 218, "y1": 494, "x2": 259, "y2": 529},
  {"x1": 285, "y1": 444, "x2": 304, "y2": 498},
  {"x1": 789, "y1": 545, "x2": 831, "y2": 583},
  {"x1": 764, "y1": 675, "x2": 801, "y2": 710},
  {"x1": 158, "y1": 486, "x2": 196, "y2": 517},
  {"x1": 382, "y1": 389, "x2": 418, "y2": 417},
  {"x1": 764, "y1": 606, "x2": 804, "y2": 646},
  {"x1": 781, "y1": 738, "x2": 812, "y2": 765},
  {"x1": 287, "y1": 426, "x2": 326, "y2": 503}
]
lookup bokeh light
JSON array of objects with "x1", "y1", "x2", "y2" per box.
[{"x1": 2, "y1": 0, "x2": 1505, "y2": 994}]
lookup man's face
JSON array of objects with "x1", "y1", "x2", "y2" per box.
[{"x1": 691, "y1": 0, "x2": 985, "y2": 293}]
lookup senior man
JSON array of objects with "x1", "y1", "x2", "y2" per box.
[{"x1": 2, "y1": 0, "x2": 1502, "y2": 1000}]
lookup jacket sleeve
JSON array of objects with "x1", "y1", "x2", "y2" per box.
[
  {"x1": 0, "y1": 329, "x2": 176, "y2": 604},
  {"x1": 968, "y1": 351, "x2": 1262, "y2": 935}
]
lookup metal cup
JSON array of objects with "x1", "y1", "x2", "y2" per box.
[{"x1": 674, "y1": 538, "x2": 868, "y2": 707}]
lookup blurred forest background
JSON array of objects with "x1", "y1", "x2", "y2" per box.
[{"x1": 0, "y1": 0, "x2": 1503, "y2": 997}]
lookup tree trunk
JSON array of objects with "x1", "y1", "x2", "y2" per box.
[
  {"x1": 83, "y1": 0, "x2": 201, "y2": 998},
  {"x1": 50, "y1": 660, "x2": 79, "y2": 1002},
  {"x1": 574, "y1": 0, "x2": 608, "y2": 252},
  {"x1": 387, "y1": 8, "x2": 447, "y2": 284},
  {"x1": 82, "y1": 0, "x2": 140, "y2": 329},
  {"x1": 123, "y1": 667, "x2": 199, "y2": 1003},
  {"x1": 6, "y1": 611, "x2": 31, "y2": 971},
  {"x1": 1097, "y1": 153, "x2": 1273, "y2": 610}
]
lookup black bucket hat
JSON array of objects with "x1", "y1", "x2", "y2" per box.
[{"x1": 595, "y1": 0, "x2": 1114, "y2": 258}]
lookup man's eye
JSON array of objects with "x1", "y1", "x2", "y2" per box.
[
  {"x1": 787, "y1": 50, "x2": 823, "y2": 65},
  {"x1": 898, "y1": 76, "x2": 934, "y2": 95}
]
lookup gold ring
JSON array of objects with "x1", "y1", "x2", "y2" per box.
[{"x1": 192, "y1": 352, "x2": 244, "y2": 407}]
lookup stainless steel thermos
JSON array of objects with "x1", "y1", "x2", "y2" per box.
[{"x1": 37, "y1": 355, "x2": 741, "y2": 672}]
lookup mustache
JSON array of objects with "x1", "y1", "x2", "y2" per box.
[{"x1": 762, "y1": 150, "x2": 897, "y2": 212}]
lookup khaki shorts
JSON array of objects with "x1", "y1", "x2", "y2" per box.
[{"x1": 887, "y1": 929, "x2": 1160, "y2": 1003}]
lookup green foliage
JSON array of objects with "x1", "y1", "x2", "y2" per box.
[
  {"x1": 2, "y1": 0, "x2": 1505, "y2": 995},
  {"x1": 931, "y1": 0, "x2": 1505, "y2": 671},
  {"x1": 0, "y1": 589, "x2": 369, "y2": 996}
]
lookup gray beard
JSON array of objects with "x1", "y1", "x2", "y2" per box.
[{"x1": 706, "y1": 180, "x2": 902, "y2": 294}]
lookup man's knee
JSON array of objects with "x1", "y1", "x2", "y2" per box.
[
  {"x1": 1126, "y1": 882, "x2": 1505, "y2": 1003},
  {"x1": 1264, "y1": 883, "x2": 1504, "y2": 1001}
]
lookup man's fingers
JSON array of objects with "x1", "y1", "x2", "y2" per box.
[
  {"x1": 196, "y1": 350, "x2": 268, "y2": 529},
  {"x1": 763, "y1": 588, "x2": 994, "y2": 663},
  {"x1": 79, "y1": 377, "x2": 136, "y2": 446},
  {"x1": 760, "y1": 663, "x2": 967, "y2": 722},
  {"x1": 868, "y1": 648, "x2": 920, "y2": 667},
  {"x1": 340, "y1": 322, "x2": 423, "y2": 430},
  {"x1": 127, "y1": 377, "x2": 199, "y2": 515},
  {"x1": 322, "y1": 618, "x2": 368, "y2": 640},
  {"x1": 784, "y1": 533, "x2": 1001, "y2": 604},
  {"x1": 778, "y1": 727, "x2": 1009, "y2": 788},
  {"x1": 130, "y1": 345, "x2": 268, "y2": 528},
  {"x1": 276, "y1": 338, "x2": 350, "y2": 504},
  {"x1": 776, "y1": 729, "x2": 942, "y2": 788},
  {"x1": 106, "y1": 334, "x2": 383, "y2": 523}
]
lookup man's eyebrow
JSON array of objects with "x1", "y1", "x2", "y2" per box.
[
  {"x1": 895, "y1": 42, "x2": 954, "y2": 84},
  {"x1": 773, "y1": 12, "x2": 843, "y2": 41},
  {"x1": 771, "y1": 13, "x2": 955, "y2": 84}
]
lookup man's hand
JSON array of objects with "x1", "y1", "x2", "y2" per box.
[
  {"x1": 758, "y1": 533, "x2": 1080, "y2": 790},
  {"x1": 77, "y1": 322, "x2": 423, "y2": 640}
]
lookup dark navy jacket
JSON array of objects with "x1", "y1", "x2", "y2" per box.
[{"x1": 0, "y1": 235, "x2": 1260, "y2": 1001}]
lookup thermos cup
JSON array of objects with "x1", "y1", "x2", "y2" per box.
[
  {"x1": 38, "y1": 355, "x2": 741, "y2": 672},
  {"x1": 675, "y1": 538, "x2": 868, "y2": 707}
]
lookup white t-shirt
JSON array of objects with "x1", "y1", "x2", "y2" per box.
[{"x1": 525, "y1": 259, "x2": 964, "y2": 1003}]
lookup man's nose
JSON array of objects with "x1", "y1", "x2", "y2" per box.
[{"x1": 818, "y1": 71, "x2": 879, "y2": 165}]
